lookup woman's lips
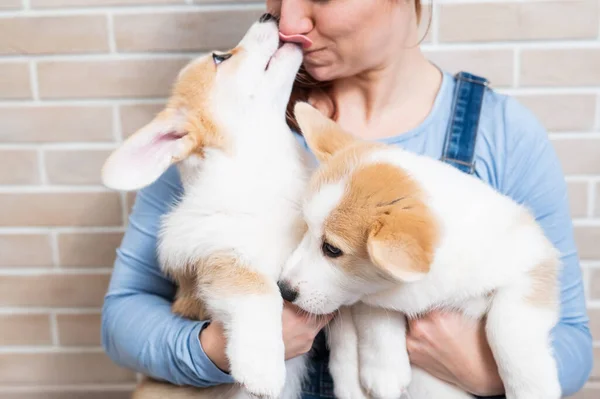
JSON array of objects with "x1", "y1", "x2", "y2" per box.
[{"x1": 278, "y1": 32, "x2": 313, "y2": 49}]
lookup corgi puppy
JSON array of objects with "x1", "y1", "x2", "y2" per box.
[
  {"x1": 101, "y1": 16, "x2": 310, "y2": 399},
  {"x1": 278, "y1": 102, "x2": 562, "y2": 399}
]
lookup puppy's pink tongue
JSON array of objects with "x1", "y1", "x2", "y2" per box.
[{"x1": 279, "y1": 32, "x2": 313, "y2": 49}]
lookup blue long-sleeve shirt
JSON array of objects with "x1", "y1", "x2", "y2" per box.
[{"x1": 101, "y1": 71, "x2": 593, "y2": 396}]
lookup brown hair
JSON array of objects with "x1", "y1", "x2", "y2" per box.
[
  {"x1": 285, "y1": 0, "x2": 428, "y2": 132},
  {"x1": 415, "y1": 0, "x2": 422, "y2": 21}
]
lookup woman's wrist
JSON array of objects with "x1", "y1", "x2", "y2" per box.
[{"x1": 199, "y1": 321, "x2": 230, "y2": 373}]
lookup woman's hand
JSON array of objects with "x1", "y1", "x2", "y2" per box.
[
  {"x1": 199, "y1": 320, "x2": 229, "y2": 372},
  {"x1": 200, "y1": 300, "x2": 333, "y2": 373},
  {"x1": 281, "y1": 301, "x2": 334, "y2": 359},
  {"x1": 406, "y1": 309, "x2": 505, "y2": 397}
]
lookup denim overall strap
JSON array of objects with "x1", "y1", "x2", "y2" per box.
[{"x1": 440, "y1": 71, "x2": 489, "y2": 174}]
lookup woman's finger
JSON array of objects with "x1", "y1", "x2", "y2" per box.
[{"x1": 406, "y1": 336, "x2": 422, "y2": 358}]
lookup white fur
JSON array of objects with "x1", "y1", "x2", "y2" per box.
[
  {"x1": 407, "y1": 367, "x2": 473, "y2": 399},
  {"x1": 352, "y1": 302, "x2": 411, "y2": 399},
  {"x1": 219, "y1": 292, "x2": 287, "y2": 397},
  {"x1": 304, "y1": 180, "x2": 347, "y2": 235},
  {"x1": 280, "y1": 144, "x2": 562, "y2": 399},
  {"x1": 327, "y1": 306, "x2": 366, "y2": 399},
  {"x1": 103, "y1": 20, "x2": 310, "y2": 399}
]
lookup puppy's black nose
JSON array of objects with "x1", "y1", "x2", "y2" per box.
[
  {"x1": 259, "y1": 13, "x2": 276, "y2": 23},
  {"x1": 277, "y1": 280, "x2": 298, "y2": 302}
]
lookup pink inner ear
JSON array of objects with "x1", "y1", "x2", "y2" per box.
[
  {"x1": 121, "y1": 129, "x2": 188, "y2": 174},
  {"x1": 102, "y1": 110, "x2": 191, "y2": 190},
  {"x1": 157, "y1": 131, "x2": 187, "y2": 142},
  {"x1": 134, "y1": 130, "x2": 186, "y2": 155}
]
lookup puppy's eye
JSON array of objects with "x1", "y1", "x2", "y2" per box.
[
  {"x1": 322, "y1": 241, "x2": 343, "y2": 258},
  {"x1": 212, "y1": 52, "x2": 232, "y2": 65}
]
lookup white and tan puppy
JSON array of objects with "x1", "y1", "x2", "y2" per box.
[
  {"x1": 278, "y1": 102, "x2": 562, "y2": 399},
  {"x1": 101, "y1": 16, "x2": 310, "y2": 399}
]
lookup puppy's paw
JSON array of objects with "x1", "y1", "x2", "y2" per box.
[
  {"x1": 333, "y1": 382, "x2": 369, "y2": 399},
  {"x1": 360, "y1": 364, "x2": 410, "y2": 399},
  {"x1": 239, "y1": 367, "x2": 286, "y2": 399},
  {"x1": 330, "y1": 361, "x2": 368, "y2": 399},
  {"x1": 229, "y1": 341, "x2": 286, "y2": 399}
]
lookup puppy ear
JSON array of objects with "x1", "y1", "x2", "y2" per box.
[
  {"x1": 293, "y1": 102, "x2": 356, "y2": 162},
  {"x1": 101, "y1": 108, "x2": 195, "y2": 191},
  {"x1": 366, "y1": 207, "x2": 436, "y2": 282}
]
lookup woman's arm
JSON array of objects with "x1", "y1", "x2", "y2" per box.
[
  {"x1": 499, "y1": 97, "x2": 593, "y2": 396},
  {"x1": 406, "y1": 97, "x2": 593, "y2": 397},
  {"x1": 101, "y1": 165, "x2": 235, "y2": 387}
]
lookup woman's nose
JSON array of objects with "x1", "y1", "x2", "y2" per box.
[{"x1": 277, "y1": 0, "x2": 313, "y2": 37}]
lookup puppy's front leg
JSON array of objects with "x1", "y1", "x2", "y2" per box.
[
  {"x1": 485, "y1": 282, "x2": 561, "y2": 399},
  {"x1": 196, "y1": 257, "x2": 286, "y2": 399},
  {"x1": 327, "y1": 306, "x2": 368, "y2": 399},
  {"x1": 352, "y1": 302, "x2": 411, "y2": 399}
]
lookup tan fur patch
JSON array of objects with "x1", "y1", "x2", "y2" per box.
[
  {"x1": 515, "y1": 210, "x2": 560, "y2": 308},
  {"x1": 171, "y1": 275, "x2": 208, "y2": 320},
  {"x1": 164, "y1": 253, "x2": 273, "y2": 333},
  {"x1": 293, "y1": 215, "x2": 309, "y2": 244},
  {"x1": 526, "y1": 257, "x2": 559, "y2": 308},
  {"x1": 167, "y1": 252, "x2": 271, "y2": 323},
  {"x1": 142, "y1": 253, "x2": 271, "y2": 398},
  {"x1": 294, "y1": 101, "x2": 359, "y2": 163},
  {"x1": 195, "y1": 252, "x2": 271, "y2": 298},
  {"x1": 322, "y1": 161, "x2": 438, "y2": 281},
  {"x1": 136, "y1": 254, "x2": 264, "y2": 399},
  {"x1": 307, "y1": 142, "x2": 384, "y2": 196},
  {"x1": 166, "y1": 56, "x2": 227, "y2": 158}
]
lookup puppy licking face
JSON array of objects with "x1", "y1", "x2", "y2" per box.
[
  {"x1": 101, "y1": 19, "x2": 303, "y2": 192},
  {"x1": 278, "y1": 103, "x2": 439, "y2": 314}
]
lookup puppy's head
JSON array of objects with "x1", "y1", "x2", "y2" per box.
[
  {"x1": 278, "y1": 103, "x2": 439, "y2": 314},
  {"x1": 101, "y1": 15, "x2": 303, "y2": 191}
]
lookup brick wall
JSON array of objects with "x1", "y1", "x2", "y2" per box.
[{"x1": 0, "y1": 0, "x2": 597, "y2": 397}]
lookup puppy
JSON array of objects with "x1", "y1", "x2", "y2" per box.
[
  {"x1": 101, "y1": 16, "x2": 310, "y2": 399},
  {"x1": 278, "y1": 102, "x2": 562, "y2": 399}
]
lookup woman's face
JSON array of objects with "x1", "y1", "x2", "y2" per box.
[{"x1": 266, "y1": 0, "x2": 418, "y2": 81}]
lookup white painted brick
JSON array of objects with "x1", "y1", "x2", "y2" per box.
[{"x1": 0, "y1": 0, "x2": 598, "y2": 394}]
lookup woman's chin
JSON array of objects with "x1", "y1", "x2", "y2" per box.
[{"x1": 302, "y1": 62, "x2": 339, "y2": 82}]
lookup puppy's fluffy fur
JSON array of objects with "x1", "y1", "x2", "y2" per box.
[
  {"x1": 102, "y1": 19, "x2": 311, "y2": 399},
  {"x1": 279, "y1": 102, "x2": 562, "y2": 399}
]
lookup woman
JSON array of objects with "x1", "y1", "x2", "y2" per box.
[{"x1": 101, "y1": 0, "x2": 593, "y2": 398}]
